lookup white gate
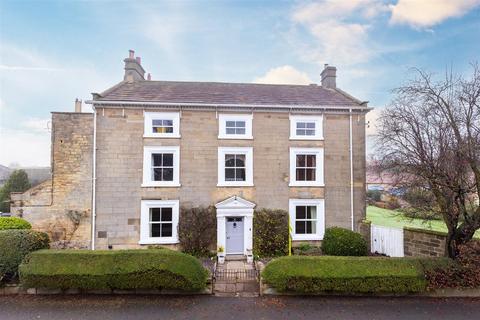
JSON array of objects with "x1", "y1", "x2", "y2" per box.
[{"x1": 371, "y1": 224, "x2": 404, "y2": 257}]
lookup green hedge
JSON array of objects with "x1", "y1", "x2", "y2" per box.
[
  {"x1": 253, "y1": 208, "x2": 289, "y2": 257},
  {"x1": 0, "y1": 217, "x2": 32, "y2": 230},
  {"x1": 0, "y1": 230, "x2": 49, "y2": 280},
  {"x1": 262, "y1": 256, "x2": 442, "y2": 294},
  {"x1": 178, "y1": 206, "x2": 216, "y2": 257},
  {"x1": 321, "y1": 227, "x2": 368, "y2": 256},
  {"x1": 19, "y1": 249, "x2": 208, "y2": 291}
]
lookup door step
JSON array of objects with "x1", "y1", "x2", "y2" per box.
[{"x1": 225, "y1": 254, "x2": 245, "y2": 261}]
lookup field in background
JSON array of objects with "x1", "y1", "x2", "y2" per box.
[{"x1": 367, "y1": 206, "x2": 480, "y2": 238}]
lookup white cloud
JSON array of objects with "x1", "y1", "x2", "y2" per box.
[
  {"x1": 253, "y1": 65, "x2": 313, "y2": 85},
  {"x1": 290, "y1": 0, "x2": 388, "y2": 66},
  {"x1": 389, "y1": 0, "x2": 480, "y2": 28},
  {"x1": 0, "y1": 128, "x2": 51, "y2": 167},
  {"x1": 22, "y1": 118, "x2": 51, "y2": 133},
  {"x1": 366, "y1": 107, "x2": 381, "y2": 136},
  {"x1": 0, "y1": 43, "x2": 110, "y2": 167}
]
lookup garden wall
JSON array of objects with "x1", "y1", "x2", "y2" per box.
[
  {"x1": 10, "y1": 112, "x2": 93, "y2": 248},
  {"x1": 403, "y1": 227, "x2": 446, "y2": 257}
]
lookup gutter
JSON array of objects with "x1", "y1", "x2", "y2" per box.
[
  {"x1": 85, "y1": 100, "x2": 372, "y2": 113},
  {"x1": 91, "y1": 106, "x2": 97, "y2": 250}
]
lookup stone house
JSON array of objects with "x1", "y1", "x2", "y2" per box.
[{"x1": 12, "y1": 50, "x2": 371, "y2": 255}]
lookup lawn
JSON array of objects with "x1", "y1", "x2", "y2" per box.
[{"x1": 366, "y1": 206, "x2": 480, "y2": 238}]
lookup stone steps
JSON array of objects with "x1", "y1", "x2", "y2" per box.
[{"x1": 213, "y1": 259, "x2": 259, "y2": 297}]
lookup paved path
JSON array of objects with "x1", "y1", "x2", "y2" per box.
[
  {"x1": 1, "y1": 295, "x2": 479, "y2": 319},
  {"x1": 214, "y1": 259, "x2": 259, "y2": 296}
]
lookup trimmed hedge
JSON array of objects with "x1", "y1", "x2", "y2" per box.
[
  {"x1": 262, "y1": 256, "x2": 446, "y2": 294},
  {"x1": 321, "y1": 227, "x2": 368, "y2": 256},
  {"x1": 0, "y1": 230, "x2": 49, "y2": 280},
  {"x1": 0, "y1": 217, "x2": 32, "y2": 230},
  {"x1": 19, "y1": 249, "x2": 208, "y2": 291},
  {"x1": 253, "y1": 209, "x2": 289, "y2": 257}
]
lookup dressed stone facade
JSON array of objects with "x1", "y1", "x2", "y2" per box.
[{"x1": 12, "y1": 50, "x2": 370, "y2": 255}]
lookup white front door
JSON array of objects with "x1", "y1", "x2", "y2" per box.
[{"x1": 226, "y1": 217, "x2": 244, "y2": 254}]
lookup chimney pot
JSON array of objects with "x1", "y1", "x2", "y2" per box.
[
  {"x1": 74, "y1": 99, "x2": 82, "y2": 112},
  {"x1": 123, "y1": 50, "x2": 145, "y2": 82},
  {"x1": 147, "y1": 73, "x2": 151, "y2": 81},
  {"x1": 321, "y1": 64, "x2": 337, "y2": 89}
]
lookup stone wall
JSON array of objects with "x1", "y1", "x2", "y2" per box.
[
  {"x1": 94, "y1": 108, "x2": 366, "y2": 249},
  {"x1": 404, "y1": 227, "x2": 447, "y2": 257},
  {"x1": 10, "y1": 112, "x2": 93, "y2": 247},
  {"x1": 358, "y1": 220, "x2": 371, "y2": 252}
]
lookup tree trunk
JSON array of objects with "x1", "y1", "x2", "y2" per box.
[{"x1": 446, "y1": 232, "x2": 457, "y2": 258}]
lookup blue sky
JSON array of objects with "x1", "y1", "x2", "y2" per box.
[{"x1": 1, "y1": 0, "x2": 479, "y2": 167}]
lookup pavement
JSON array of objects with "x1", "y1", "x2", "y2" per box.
[{"x1": 1, "y1": 295, "x2": 480, "y2": 320}]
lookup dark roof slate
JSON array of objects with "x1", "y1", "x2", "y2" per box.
[{"x1": 96, "y1": 80, "x2": 362, "y2": 106}]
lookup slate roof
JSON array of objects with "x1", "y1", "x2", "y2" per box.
[{"x1": 95, "y1": 80, "x2": 363, "y2": 107}]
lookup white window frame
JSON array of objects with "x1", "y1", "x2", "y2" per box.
[
  {"x1": 217, "y1": 147, "x2": 254, "y2": 187},
  {"x1": 139, "y1": 200, "x2": 179, "y2": 244},
  {"x1": 289, "y1": 199, "x2": 325, "y2": 241},
  {"x1": 142, "y1": 146, "x2": 180, "y2": 187},
  {"x1": 289, "y1": 147, "x2": 324, "y2": 187},
  {"x1": 289, "y1": 115, "x2": 323, "y2": 140},
  {"x1": 144, "y1": 112, "x2": 181, "y2": 138},
  {"x1": 218, "y1": 114, "x2": 253, "y2": 140}
]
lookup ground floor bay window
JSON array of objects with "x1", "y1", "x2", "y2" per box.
[
  {"x1": 289, "y1": 199, "x2": 325, "y2": 241},
  {"x1": 139, "y1": 200, "x2": 179, "y2": 244}
]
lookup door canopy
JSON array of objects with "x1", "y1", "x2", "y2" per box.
[{"x1": 215, "y1": 195, "x2": 256, "y2": 210}]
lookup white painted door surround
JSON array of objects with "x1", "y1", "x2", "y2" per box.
[{"x1": 215, "y1": 195, "x2": 255, "y2": 256}]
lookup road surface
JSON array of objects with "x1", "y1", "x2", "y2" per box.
[{"x1": 0, "y1": 295, "x2": 479, "y2": 319}]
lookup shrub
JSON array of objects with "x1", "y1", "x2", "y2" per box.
[
  {"x1": 366, "y1": 190, "x2": 382, "y2": 202},
  {"x1": 424, "y1": 241, "x2": 480, "y2": 289},
  {"x1": 253, "y1": 208, "x2": 289, "y2": 257},
  {"x1": 385, "y1": 197, "x2": 401, "y2": 210},
  {"x1": 262, "y1": 256, "x2": 430, "y2": 294},
  {"x1": 0, "y1": 217, "x2": 32, "y2": 230},
  {"x1": 178, "y1": 206, "x2": 216, "y2": 257},
  {"x1": 293, "y1": 243, "x2": 322, "y2": 256},
  {"x1": 401, "y1": 207, "x2": 442, "y2": 221},
  {"x1": 0, "y1": 230, "x2": 49, "y2": 281},
  {"x1": 19, "y1": 249, "x2": 208, "y2": 291},
  {"x1": 321, "y1": 227, "x2": 368, "y2": 256},
  {"x1": 402, "y1": 187, "x2": 437, "y2": 211}
]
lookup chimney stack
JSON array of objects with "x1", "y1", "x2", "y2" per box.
[
  {"x1": 321, "y1": 64, "x2": 336, "y2": 89},
  {"x1": 147, "y1": 73, "x2": 152, "y2": 81},
  {"x1": 124, "y1": 49, "x2": 145, "y2": 82},
  {"x1": 75, "y1": 98, "x2": 82, "y2": 112}
]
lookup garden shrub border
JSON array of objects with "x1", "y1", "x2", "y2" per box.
[
  {"x1": 261, "y1": 256, "x2": 452, "y2": 294},
  {"x1": 0, "y1": 217, "x2": 32, "y2": 230},
  {"x1": 19, "y1": 249, "x2": 209, "y2": 291},
  {"x1": 0, "y1": 230, "x2": 49, "y2": 282},
  {"x1": 253, "y1": 208, "x2": 289, "y2": 257},
  {"x1": 321, "y1": 227, "x2": 368, "y2": 256}
]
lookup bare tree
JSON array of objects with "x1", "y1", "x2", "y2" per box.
[{"x1": 377, "y1": 64, "x2": 480, "y2": 258}]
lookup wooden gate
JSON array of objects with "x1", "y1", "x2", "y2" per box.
[{"x1": 371, "y1": 224, "x2": 404, "y2": 257}]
